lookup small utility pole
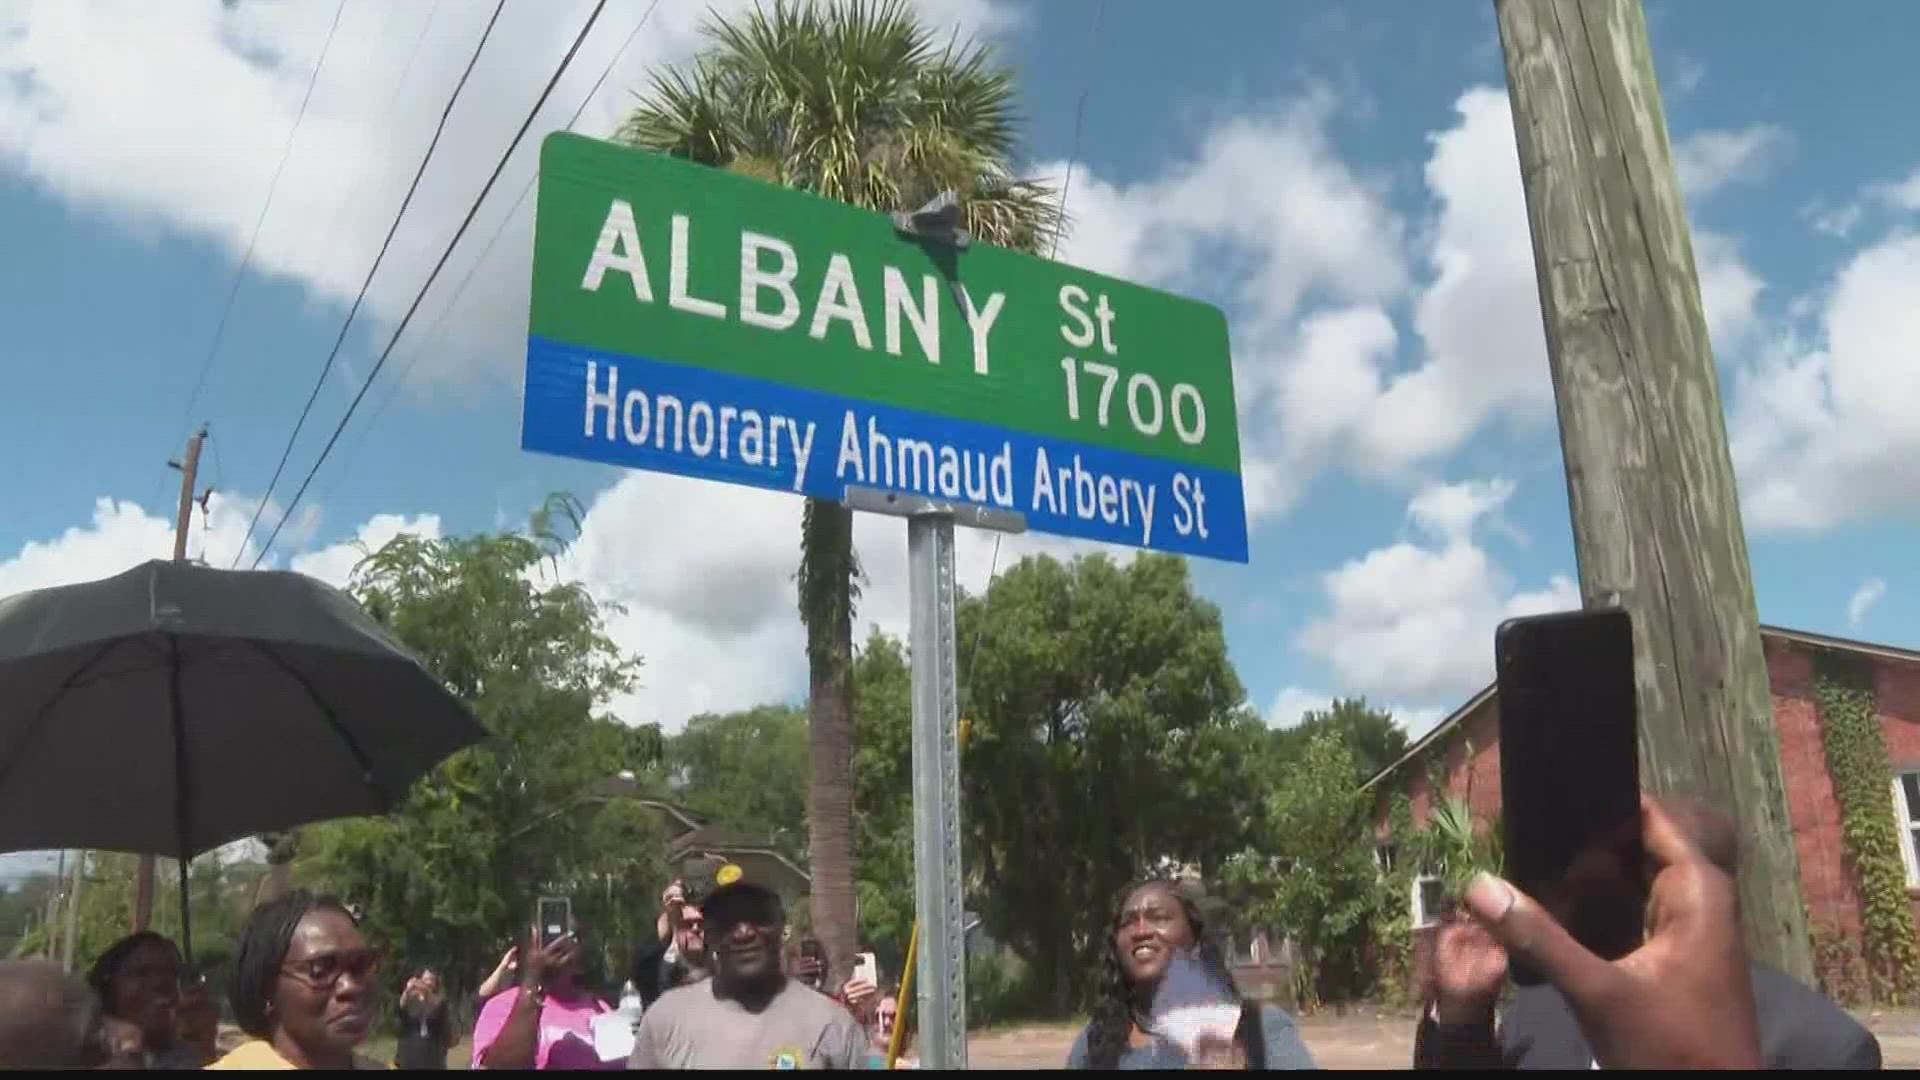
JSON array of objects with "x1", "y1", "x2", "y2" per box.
[
  {"x1": 134, "y1": 426, "x2": 207, "y2": 933},
  {"x1": 1493, "y1": 0, "x2": 1813, "y2": 982},
  {"x1": 61, "y1": 852, "x2": 83, "y2": 973},
  {"x1": 46, "y1": 850, "x2": 66, "y2": 959}
]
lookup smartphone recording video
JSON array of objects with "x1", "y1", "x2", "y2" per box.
[
  {"x1": 537, "y1": 896, "x2": 574, "y2": 942},
  {"x1": 1495, "y1": 608, "x2": 1644, "y2": 985}
]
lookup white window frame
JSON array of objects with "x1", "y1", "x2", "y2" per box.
[
  {"x1": 1411, "y1": 875, "x2": 1446, "y2": 929},
  {"x1": 1892, "y1": 771, "x2": 1920, "y2": 888},
  {"x1": 1374, "y1": 844, "x2": 1397, "y2": 875}
]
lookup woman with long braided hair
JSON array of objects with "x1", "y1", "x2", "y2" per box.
[{"x1": 1066, "y1": 878, "x2": 1314, "y2": 1070}]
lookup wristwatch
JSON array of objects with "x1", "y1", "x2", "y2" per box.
[{"x1": 524, "y1": 984, "x2": 547, "y2": 1008}]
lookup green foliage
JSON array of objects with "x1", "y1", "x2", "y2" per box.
[
  {"x1": 4, "y1": 853, "x2": 265, "y2": 1015},
  {"x1": 0, "y1": 873, "x2": 59, "y2": 958},
  {"x1": 1810, "y1": 916, "x2": 1872, "y2": 1005},
  {"x1": 849, "y1": 631, "x2": 916, "y2": 982},
  {"x1": 669, "y1": 705, "x2": 810, "y2": 862},
  {"x1": 966, "y1": 950, "x2": 1036, "y2": 1030},
  {"x1": 1226, "y1": 731, "x2": 1388, "y2": 1007},
  {"x1": 295, "y1": 506, "x2": 668, "y2": 1013},
  {"x1": 958, "y1": 553, "x2": 1265, "y2": 1016},
  {"x1": 1367, "y1": 794, "x2": 1418, "y2": 1007},
  {"x1": 619, "y1": 0, "x2": 1062, "y2": 251},
  {"x1": 1812, "y1": 653, "x2": 1920, "y2": 1003},
  {"x1": 1272, "y1": 698, "x2": 1411, "y2": 784}
]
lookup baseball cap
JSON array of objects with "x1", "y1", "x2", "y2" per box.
[{"x1": 700, "y1": 864, "x2": 784, "y2": 929}]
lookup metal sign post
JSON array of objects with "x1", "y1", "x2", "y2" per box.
[{"x1": 848, "y1": 487, "x2": 1022, "y2": 1071}]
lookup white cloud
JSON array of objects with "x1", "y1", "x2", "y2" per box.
[
  {"x1": 289, "y1": 512, "x2": 444, "y2": 587},
  {"x1": 1694, "y1": 230, "x2": 1764, "y2": 347},
  {"x1": 1805, "y1": 200, "x2": 1865, "y2": 239},
  {"x1": 1729, "y1": 232, "x2": 1920, "y2": 530},
  {"x1": 1048, "y1": 91, "x2": 1408, "y2": 314},
  {"x1": 1848, "y1": 577, "x2": 1887, "y2": 629},
  {"x1": 1265, "y1": 685, "x2": 1446, "y2": 737},
  {"x1": 1038, "y1": 92, "x2": 1410, "y2": 521},
  {"x1": 1267, "y1": 686, "x2": 1333, "y2": 729},
  {"x1": 1670, "y1": 55, "x2": 1706, "y2": 97},
  {"x1": 1407, "y1": 477, "x2": 1516, "y2": 544},
  {"x1": 551, "y1": 472, "x2": 1133, "y2": 732},
  {"x1": 1672, "y1": 125, "x2": 1791, "y2": 200},
  {"x1": 0, "y1": 492, "x2": 282, "y2": 598},
  {"x1": 1050, "y1": 89, "x2": 1783, "y2": 522},
  {"x1": 1353, "y1": 88, "x2": 1549, "y2": 472},
  {"x1": 0, "y1": 0, "x2": 1022, "y2": 391},
  {"x1": 1870, "y1": 167, "x2": 1920, "y2": 213},
  {"x1": 1296, "y1": 478, "x2": 1579, "y2": 703}
]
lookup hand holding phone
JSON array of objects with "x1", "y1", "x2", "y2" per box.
[
  {"x1": 1148, "y1": 950, "x2": 1239, "y2": 1058},
  {"x1": 1495, "y1": 608, "x2": 1645, "y2": 985}
]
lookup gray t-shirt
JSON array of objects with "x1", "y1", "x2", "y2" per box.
[{"x1": 629, "y1": 977, "x2": 868, "y2": 1069}]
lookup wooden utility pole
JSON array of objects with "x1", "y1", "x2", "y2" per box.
[
  {"x1": 61, "y1": 853, "x2": 83, "y2": 973},
  {"x1": 1493, "y1": 0, "x2": 1813, "y2": 982},
  {"x1": 134, "y1": 426, "x2": 207, "y2": 932}
]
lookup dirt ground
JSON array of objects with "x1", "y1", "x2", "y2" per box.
[
  {"x1": 963, "y1": 1007, "x2": 1920, "y2": 1069},
  {"x1": 336, "y1": 1005, "x2": 1920, "y2": 1069}
]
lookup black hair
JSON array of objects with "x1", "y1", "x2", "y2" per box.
[
  {"x1": 85, "y1": 931, "x2": 179, "y2": 1019},
  {"x1": 1083, "y1": 877, "x2": 1256, "y2": 1071},
  {"x1": 229, "y1": 890, "x2": 354, "y2": 1038}
]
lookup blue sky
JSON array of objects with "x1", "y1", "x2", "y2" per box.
[{"x1": 2, "y1": 0, "x2": 1918, "y2": 750}]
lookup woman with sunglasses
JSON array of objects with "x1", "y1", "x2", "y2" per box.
[
  {"x1": 207, "y1": 890, "x2": 383, "y2": 1070},
  {"x1": 85, "y1": 931, "x2": 217, "y2": 1068}
]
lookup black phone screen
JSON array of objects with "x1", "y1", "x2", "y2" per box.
[
  {"x1": 537, "y1": 897, "x2": 573, "y2": 941},
  {"x1": 1495, "y1": 608, "x2": 1644, "y2": 984}
]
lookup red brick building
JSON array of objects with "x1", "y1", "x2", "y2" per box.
[{"x1": 1363, "y1": 624, "x2": 1920, "y2": 991}]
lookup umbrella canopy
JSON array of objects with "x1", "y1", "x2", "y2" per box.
[{"x1": 0, "y1": 558, "x2": 486, "y2": 900}]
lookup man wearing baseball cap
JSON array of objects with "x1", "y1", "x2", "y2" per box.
[{"x1": 629, "y1": 866, "x2": 867, "y2": 1069}]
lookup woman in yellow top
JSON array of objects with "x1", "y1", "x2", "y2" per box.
[{"x1": 207, "y1": 890, "x2": 385, "y2": 1070}]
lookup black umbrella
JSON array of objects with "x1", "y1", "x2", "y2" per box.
[{"x1": 0, "y1": 559, "x2": 488, "y2": 960}]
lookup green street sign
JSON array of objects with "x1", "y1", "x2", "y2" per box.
[{"x1": 522, "y1": 132, "x2": 1247, "y2": 561}]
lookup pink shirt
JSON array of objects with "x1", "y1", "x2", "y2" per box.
[{"x1": 470, "y1": 986, "x2": 618, "y2": 1070}]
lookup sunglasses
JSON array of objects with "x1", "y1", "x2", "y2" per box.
[{"x1": 282, "y1": 948, "x2": 383, "y2": 989}]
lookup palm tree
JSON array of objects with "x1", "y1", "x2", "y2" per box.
[{"x1": 621, "y1": 0, "x2": 1061, "y2": 982}]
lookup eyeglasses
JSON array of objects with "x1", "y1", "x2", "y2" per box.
[{"x1": 282, "y1": 948, "x2": 382, "y2": 989}]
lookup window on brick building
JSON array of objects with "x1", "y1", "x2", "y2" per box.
[
  {"x1": 1893, "y1": 772, "x2": 1920, "y2": 887},
  {"x1": 1374, "y1": 844, "x2": 1397, "y2": 874},
  {"x1": 1411, "y1": 875, "x2": 1446, "y2": 929}
]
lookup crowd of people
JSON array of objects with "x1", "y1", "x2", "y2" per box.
[{"x1": 0, "y1": 799, "x2": 1890, "y2": 1069}]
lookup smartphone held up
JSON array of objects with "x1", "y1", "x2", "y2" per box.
[
  {"x1": 1149, "y1": 949, "x2": 1239, "y2": 1058},
  {"x1": 537, "y1": 896, "x2": 574, "y2": 943},
  {"x1": 1494, "y1": 607, "x2": 1646, "y2": 985}
]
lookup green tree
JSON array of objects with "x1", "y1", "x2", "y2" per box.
[
  {"x1": 1226, "y1": 730, "x2": 1387, "y2": 1007},
  {"x1": 957, "y1": 553, "x2": 1265, "y2": 1015},
  {"x1": 621, "y1": 0, "x2": 1062, "y2": 980},
  {"x1": 849, "y1": 630, "x2": 915, "y2": 982},
  {"x1": 1271, "y1": 697, "x2": 1410, "y2": 784},
  {"x1": 668, "y1": 705, "x2": 810, "y2": 862},
  {"x1": 295, "y1": 500, "x2": 666, "y2": 1011}
]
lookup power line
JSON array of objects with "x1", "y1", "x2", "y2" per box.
[
  {"x1": 252, "y1": 0, "x2": 613, "y2": 570},
  {"x1": 234, "y1": 0, "x2": 511, "y2": 567},
  {"x1": 154, "y1": 0, "x2": 346, "y2": 515},
  {"x1": 324, "y1": 0, "x2": 664, "y2": 496},
  {"x1": 961, "y1": 0, "x2": 1108, "y2": 699}
]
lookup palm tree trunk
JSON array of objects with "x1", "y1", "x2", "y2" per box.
[{"x1": 801, "y1": 499, "x2": 858, "y2": 986}]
